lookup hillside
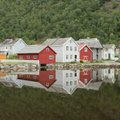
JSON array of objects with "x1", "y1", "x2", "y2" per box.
[{"x1": 0, "y1": 0, "x2": 119, "y2": 44}]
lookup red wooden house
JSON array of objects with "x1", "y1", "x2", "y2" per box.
[
  {"x1": 79, "y1": 69, "x2": 93, "y2": 86},
  {"x1": 17, "y1": 45, "x2": 56, "y2": 65},
  {"x1": 78, "y1": 43, "x2": 93, "y2": 62},
  {"x1": 17, "y1": 70, "x2": 56, "y2": 88}
]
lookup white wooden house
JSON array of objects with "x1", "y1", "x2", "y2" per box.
[
  {"x1": 102, "y1": 44, "x2": 116, "y2": 60},
  {"x1": 101, "y1": 68, "x2": 116, "y2": 84},
  {"x1": 48, "y1": 70, "x2": 79, "y2": 94},
  {"x1": 77, "y1": 38, "x2": 103, "y2": 61},
  {"x1": 42, "y1": 37, "x2": 79, "y2": 62},
  {"x1": 0, "y1": 38, "x2": 27, "y2": 55}
]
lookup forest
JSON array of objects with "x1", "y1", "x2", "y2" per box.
[{"x1": 0, "y1": 0, "x2": 119, "y2": 44}]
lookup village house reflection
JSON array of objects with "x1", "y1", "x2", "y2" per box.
[
  {"x1": 0, "y1": 68, "x2": 117, "y2": 94},
  {"x1": 0, "y1": 72, "x2": 23, "y2": 88},
  {"x1": 78, "y1": 68, "x2": 103, "y2": 91},
  {"x1": 17, "y1": 70, "x2": 56, "y2": 89},
  {"x1": 102, "y1": 68, "x2": 116, "y2": 84},
  {"x1": 47, "y1": 70, "x2": 79, "y2": 94}
]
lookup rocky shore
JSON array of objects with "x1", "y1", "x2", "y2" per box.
[
  {"x1": 47, "y1": 62, "x2": 120, "y2": 70},
  {"x1": 1, "y1": 62, "x2": 120, "y2": 71},
  {"x1": 0, "y1": 63, "x2": 38, "y2": 72}
]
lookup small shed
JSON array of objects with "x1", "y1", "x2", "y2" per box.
[{"x1": 17, "y1": 45, "x2": 56, "y2": 65}]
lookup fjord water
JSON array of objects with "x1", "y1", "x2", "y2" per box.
[{"x1": 0, "y1": 68, "x2": 120, "y2": 120}]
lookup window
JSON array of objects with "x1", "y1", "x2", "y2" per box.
[
  {"x1": 84, "y1": 47, "x2": 88, "y2": 52},
  {"x1": 70, "y1": 40, "x2": 72, "y2": 43},
  {"x1": 49, "y1": 75, "x2": 54, "y2": 79},
  {"x1": 74, "y1": 47, "x2": 77, "y2": 51},
  {"x1": 66, "y1": 46, "x2": 69, "y2": 51},
  {"x1": 70, "y1": 55, "x2": 72, "y2": 59},
  {"x1": 27, "y1": 55, "x2": 30, "y2": 59},
  {"x1": 49, "y1": 55, "x2": 54, "y2": 60},
  {"x1": 66, "y1": 81, "x2": 69, "y2": 86},
  {"x1": 70, "y1": 81, "x2": 72, "y2": 85},
  {"x1": 70, "y1": 46, "x2": 72, "y2": 51},
  {"x1": 74, "y1": 72, "x2": 77, "y2": 77},
  {"x1": 33, "y1": 75, "x2": 37, "y2": 80},
  {"x1": 33, "y1": 55, "x2": 38, "y2": 59},
  {"x1": 46, "y1": 48, "x2": 49, "y2": 52},
  {"x1": 66, "y1": 55, "x2": 68, "y2": 59},
  {"x1": 66, "y1": 73, "x2": 68, "y2": 77},
  {"x1": 108, "y1": 69, "x2": 110, "y2": 74},
  {"x1": 70, "y1": 73, "x2": 72, "y2": 77},
  {"x1": 84, "y1": 79, "x2": 88, "y2": 84}
]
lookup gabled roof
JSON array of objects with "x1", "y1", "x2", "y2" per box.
[
  {"x1": 42, "y1": 37, "x2": 74, "y2": 46},
  {"x1": 103, "y1": 44, "x2": 115, "y2": 48},
  {"x1": 18, "y1": 45, "x2": 56, "y2": 54},
  {"x1": 78, "y1": 43, "x2": 93, "y2": 52},
  {"x1": 77, "y1": 38, "x2": 103, "y2": 48},
  {"x1": 0, "y1": 38, "x2": 26, "y2": 47},
  {"x1": 18, "y1": 45, "x2": 46, "y2": 54}
]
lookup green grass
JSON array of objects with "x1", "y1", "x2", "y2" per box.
[{"x1": 0, "y1": 82, "x2": 120, "y2": 120}]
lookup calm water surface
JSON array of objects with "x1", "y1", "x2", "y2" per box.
[{"x1": 0, "y1": 68, "x2": 120, "y2": 120}]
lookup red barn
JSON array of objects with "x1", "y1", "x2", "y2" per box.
[
  {"x1": 78, "y1": 44, "x2": 93, "y2": 62},
  {"x1": 79, "y1": 69, "x2": 93, "y2": 86},
  {"x1": 17, "y1": 70, "x2": 56, "y2": 88},
  {"x1": 17, "y1": 45, "x2": 56, "y2": 65}
]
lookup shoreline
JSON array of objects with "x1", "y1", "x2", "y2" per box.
[{"x1": 0, "y1": 61, "x2": 120, "y2": 70}]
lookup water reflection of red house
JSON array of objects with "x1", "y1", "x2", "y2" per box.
[
  {"x1": 17, "y1": 70, "x2": 56, "y2": 88},
  {"x1": 79, "y1": 69, "x2": 93, "y2": 86}
]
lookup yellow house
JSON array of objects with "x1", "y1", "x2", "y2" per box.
[{"x1": 0, "y1": 54, "x2": 6, "y2": 60}]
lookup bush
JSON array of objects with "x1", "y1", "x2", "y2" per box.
[
  {"x1": 7, "y1": 54, "x2": 18, "y2": 59},
  {"x1": 80, "y1": 60, "x2": 84, "y2": 63}
]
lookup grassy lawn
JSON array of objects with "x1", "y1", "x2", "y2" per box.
[{"x1": 0, "y1": 82, "x2": 120, "y2": 120}]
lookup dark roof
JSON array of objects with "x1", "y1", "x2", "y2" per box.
[{"x1": 77, "y1": 38, "x2": 103, "y2": 48}]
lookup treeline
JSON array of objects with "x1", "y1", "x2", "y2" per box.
[{"x1": 0, "y1": 0, "x2": 119, "y2": 44}]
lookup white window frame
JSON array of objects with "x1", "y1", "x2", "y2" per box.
[
  {"x1": 49, "y1": 75, "x2": 54, "y2": 79},
  {"x1": 33, "y1": 55, "x2": 38, "y2": 59},
  {"x1": 49, "y1": 55, "x2": 54, "y2": 60}
]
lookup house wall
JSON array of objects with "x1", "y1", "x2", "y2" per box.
[
  {"x1": 39, "y1": 47, "x2": 56, "y2": 64},
  {"x1": 79, "y1": 69, "x2": 92, "y2": 86},
  {"x1": 92, "y1": 69, "x2": 103, "y2": 81},
  {"x1": 18, "y1": 46, "x2": 56, "y2": 64},
  {"x1": 102, "y1": 47, "x2": 115, "y2": 60},
  {"x1": 80, "y1": 46, "x2": 93, "y2": 62},
  {"x1": 92, "y1": 48, "x2": 102, "y2": 61},
  {"x1": 63, "y1": 39, "x2": 79, "y2": 62},
  {"x1": 52, "y1": 46, "x2": 63, "y2": 62},
  {"x1": 18, "y1": 53, "x2": 39, "y2": 60},
  {"x1": 101, "y1": 69, "x2": 115, "y2": 83},
  {"x1": 0, "y1": 54, "x2": 6, "y2": 59}
]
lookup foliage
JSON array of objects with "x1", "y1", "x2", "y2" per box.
[
  {"x1": 0, "y1": 0, "x2": 119, "y2": 44},
  {"x1": 7, "y1": 54, "x2": 18, "y2": 59}
]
